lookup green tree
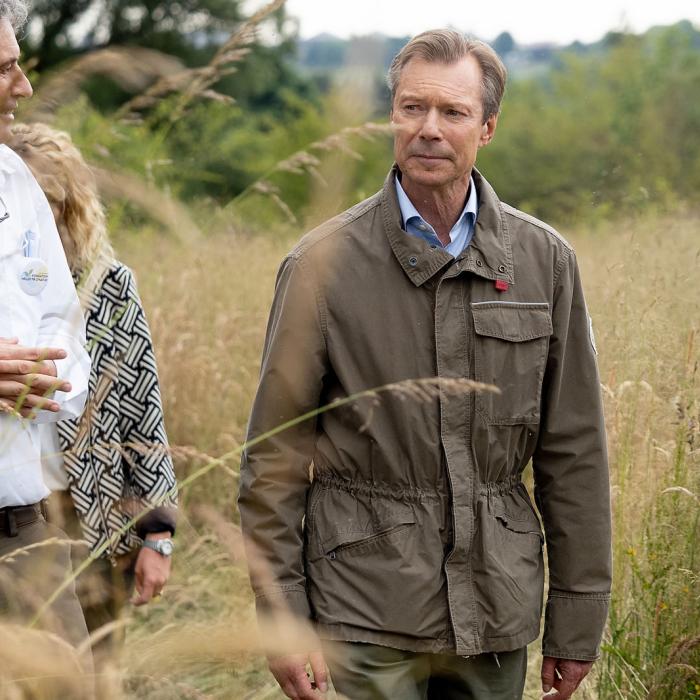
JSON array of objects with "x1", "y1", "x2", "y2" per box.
[{"x1": 27, "y1": 0, "x2": 249, "y2": 69}]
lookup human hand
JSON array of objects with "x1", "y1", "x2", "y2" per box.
[
  {"x1": 132, "y1": 533, "x2": 172, "y2": 606},
  {"x1": 0, "y1": 341, "x2": 70, "y2": 416},
  {"x1": 541, "y1": 656, "x2": 594, "y2": 699},
  {"x1": 268, "y1": 650, "x2": 329, "y2": 699}
]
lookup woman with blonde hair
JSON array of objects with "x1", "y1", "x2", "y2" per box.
[{"x1": 9, "y1": 123, "x2": 178, "y2": 655}]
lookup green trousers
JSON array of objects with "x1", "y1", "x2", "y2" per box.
[{"x1": 325, "y1": 642, "x2": 527, "y2": 700}]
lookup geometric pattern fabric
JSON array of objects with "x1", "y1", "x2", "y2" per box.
[{"x1": 57, "y1": 263, "x2": 177, "y2": 558}]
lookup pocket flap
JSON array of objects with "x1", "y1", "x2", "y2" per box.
[
  {"x1": 321, "y1": 514, "x2": 416, "y2": 555},
  {"x1": 472, "y1": 302, "x2": 552, "y2": 342}
]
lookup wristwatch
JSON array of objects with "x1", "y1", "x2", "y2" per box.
[{"x1": 141, "y1": 537, "x2": 175, "y2": 557}]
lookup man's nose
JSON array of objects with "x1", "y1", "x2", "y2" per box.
[
  {"x1": 13, "y1": 67, "x2": 33, "y2": 99},
  {"x1": 418, "y1": 108, "x2": 441, "y2": 140}
]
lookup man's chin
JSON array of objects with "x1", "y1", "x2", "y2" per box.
[{"x1": 402, "y1": 168, "x2": 453, "y2": 190}]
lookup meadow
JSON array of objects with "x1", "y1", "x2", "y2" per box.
[
  {"x1": 102, "y1": 205, "x2": 698, "y2": 699},
  {"x1": 1, "y1": 2, "x2": 698, "y2": 696}
]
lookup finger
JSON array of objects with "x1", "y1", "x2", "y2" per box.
[
  {"x1": 12, "y1": 392, "x2": 60, "y2": 413},
  {"x1": 0, "y1": 346, "x2": 67, "y2": 362},
  {"x1": 0, "y1": 400, "x2": 39, "y2": 419},
  {"x1": 132, "y1": 572, "x2": 156, "y2": 606},
  {"x1": 0, "y1": 359, "x2": 65, "y2": 376},
  {"x1": 0, "y1": 360, "x2": 37, "y2": 375},
  {"x1": 279, "y1": 680, "x2": 300, "y2": 700},
  {"x1": 290, "y1": 667, "x2": 316, "y2": 700},
  {"x1": 1, "y1": 375, "x2": 71, "y2": 395},
  {"x1": 0, "y1": 398, "x2": 21, "y2": 416},
  {"x1": 269, "y1": 663, "x2": 301, "y2": 700},
  {"x1": 552, "y1": 675, "x2": 579, "y2": 700},
  {"x1": 541, "y1": 656, "x2": 557, "y2": 694},
  {"x1": 0, "y1": 379, "x2": 31, "y2": 399},
  {"x1": 309, "y1": 650, "x2": 328, "y2": 693}
]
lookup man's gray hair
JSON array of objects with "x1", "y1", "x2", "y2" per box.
[
  {"x1": 0, "y1": 0, "x2": 28, "y2": 32},
  {"x1": 388, "y1": 29, "x2": 507, "y2": 122}
]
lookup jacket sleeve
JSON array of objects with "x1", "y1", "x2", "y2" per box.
[
  {"x1": 238, "y1": 253, "x2": 327, "y2": 621},
  {"x1": 533, "y1": 247, "x2": 612, "y2": 661},
  {"x1": 114, "y1": 266, "x2": 178, "y2": 536}
]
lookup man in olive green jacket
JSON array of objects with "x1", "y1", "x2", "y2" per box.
[{"x1": 239, "y1": 29, "x2": 611, "y2": 700}]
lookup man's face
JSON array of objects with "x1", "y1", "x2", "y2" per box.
[
  {"x1": 0, "y1": 18, "x2": 31, "y2": 144},
  {"x1": 391, "y1": 55, "x2": 497, "y2": 194}
]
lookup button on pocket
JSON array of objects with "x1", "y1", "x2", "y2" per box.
[{"x1": 471, "y1": 302, "x2": 552, "y2": 424}]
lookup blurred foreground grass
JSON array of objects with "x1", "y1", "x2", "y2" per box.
[{"x1": 100, "y1": 208, "x2": 699, "y2": 699}]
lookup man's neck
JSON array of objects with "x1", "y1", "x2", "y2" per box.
[{"x1": 400, "y1": 176, "x2": 471, "y2": 245}]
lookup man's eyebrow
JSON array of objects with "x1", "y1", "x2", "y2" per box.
[{"x1": 398, "y1": 92, "x2": 472, "y2": 108}]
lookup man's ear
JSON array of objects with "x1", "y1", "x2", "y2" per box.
[{"x1": 479, "y1": 113, "x2": 498, "y2": 147}]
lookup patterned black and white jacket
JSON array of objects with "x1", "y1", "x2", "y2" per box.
[{"x1": 57, "y1": 262, "x2": 177, "y2": 559}]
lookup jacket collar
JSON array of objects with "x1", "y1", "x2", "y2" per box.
[{"x1": 381, "y1": 165, "x2": 514, "y2": 288}]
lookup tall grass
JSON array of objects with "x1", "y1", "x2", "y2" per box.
[
  {"x1": 6, "y1": 4, "x2": 697, "y2": 694},
  {"x1": 2, "y1": 199, "x2": 696, "y2": 700},
  {"x1": 102, "y1": 209, "x2": 699, "y2": 699},
  {"x1": 576, "y1": 216, "x2": 700, "y2": 700}
]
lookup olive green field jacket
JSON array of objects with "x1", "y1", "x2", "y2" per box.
[{"x1": 238, "y1": 166, "x2": 612, "y2": 660}]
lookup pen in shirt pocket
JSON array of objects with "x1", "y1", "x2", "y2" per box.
[{"x1": 22, "y1": 229, "x2": 39, "y2": 258}]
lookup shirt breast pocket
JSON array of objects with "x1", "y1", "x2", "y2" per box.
[{"x1": 472, "y1": 301, "x2": 553, "y2": 425}]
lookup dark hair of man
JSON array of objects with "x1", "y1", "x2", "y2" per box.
[{"x1": 387, "y1": 29, "x2": 507, "y2": 123}]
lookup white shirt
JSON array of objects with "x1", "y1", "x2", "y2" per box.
[{"x1": 0, "y1": 145, "x2": 90, "y2": 507}]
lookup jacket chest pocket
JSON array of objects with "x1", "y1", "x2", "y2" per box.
[{"x1": 472, "y1": 302, "x2": 552, "y2": 425}]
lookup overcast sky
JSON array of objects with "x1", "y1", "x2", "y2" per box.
[{"x1": 282, "y1": 0, "x2": 700, "y2": 45}]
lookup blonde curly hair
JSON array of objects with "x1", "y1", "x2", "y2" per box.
[{"x1": 9, "y1": 122, "x2": 115, "y2": 307}]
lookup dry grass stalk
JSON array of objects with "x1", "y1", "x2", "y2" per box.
[
  {"x1": 0, "y1": 624, "x2": 89, "y2": 700},
  {"x1": 116, "y1": 51, "x2": 246, "y2": 119},
  {"x1": 0, "y1": 537, "x2": 83, "y2": 565},
  {"x1": 251, "y1": 181, "x2": 298, "y2": 223},
  {"x1": 230, "y1": 121, "x2": 393, "y2": 216},
  {"x1": 25, "y1": 48, "x2": 184, "y2": 122},
  {"x1": 118, "y1": 0, "x2": 285, "y2": 121},
  {"x1": 91, "y1": 166, "x2": 201, "y2": 242}
]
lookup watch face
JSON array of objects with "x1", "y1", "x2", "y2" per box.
[{"x1": 159, "y1": 540, "x2": 174, "y2": 556}]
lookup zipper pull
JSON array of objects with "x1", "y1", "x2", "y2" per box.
[{"x1": 328, "y1": 551, "x2": 336, "y2": 560}]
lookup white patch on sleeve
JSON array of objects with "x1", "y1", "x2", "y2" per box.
[{"x1": 588, "y1": 314, "x2": 598, "y2": 355}]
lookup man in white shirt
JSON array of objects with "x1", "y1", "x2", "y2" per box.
[{"x1": 0, "y1": 0, "x2": 92, "y2": 664}]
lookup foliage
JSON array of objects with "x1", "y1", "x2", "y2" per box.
[
  {"x1": 479, "y1": 25, "x2": 700, "y2": 224},
  {"x1": 26, "y1": 0, "x2": 247, "y2": 69}
]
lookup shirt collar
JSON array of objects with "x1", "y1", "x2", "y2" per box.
[
  {"x1": 394, "y1": 173, "x2": 478, "y2": 236},
  {"x1": 382, "y1": 165, "x2": 514, "y2": 288}
]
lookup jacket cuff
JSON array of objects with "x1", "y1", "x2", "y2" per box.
[
  {"x1": 136, "y1": 506, "x2": 177, "y2": 538},
  {"x1": 255, "y1": 587, "x2": 312, "y2": 621},
  {"x1": 542, "y1": 590, "x2": 610, "y2": 661}
]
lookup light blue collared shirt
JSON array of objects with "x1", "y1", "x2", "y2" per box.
[{"x1": 395, "y1": 175, "x2": 478, "y2": 258}]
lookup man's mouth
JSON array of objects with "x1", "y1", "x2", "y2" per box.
[{"x1": 412, "y1": 153, "x2": 449, "y2": 160}]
